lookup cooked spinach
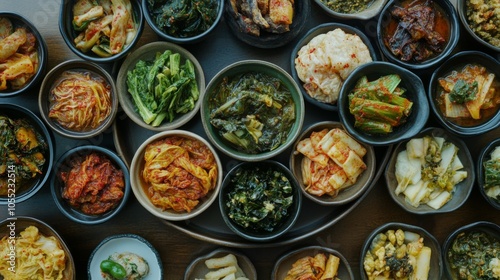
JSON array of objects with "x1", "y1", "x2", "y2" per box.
[
  {"x1": 225, "y1": 165, "x2": 294, "y2": 233},
  {"x1": 449, "y1": 79, "x2": 478, "y2": 104}
]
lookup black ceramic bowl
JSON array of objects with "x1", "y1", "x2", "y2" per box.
[
  {"x1": 143, "y1": 0, "x2": 223, "y2": 44},
  {"x1": 360, "y1": 222, "x2": 443, "y2": 280},
  {"x1": 224, "y1": 0, "x2": 310, "y2": 48},
  {"x1": 428, "y1": 51, "x2": 500, "y2": 137},
  {"x1": 457, "y1": 0, "x2": 500, "y2": 53},
  {"x1": 51, "y1": 145, "x2": 130, "y2": 225},
  {"x1": 0, "y1": 103, "x2": 54, "y2": 205},
  {"x1": 443, "y1": 221, "x2": 500, "y2": 280},
  {"x1": 59, "y1": 0, "x2": 144, "y2": 63},
  {"x1": 313, "y1": 0, "x2": 387, "y2": 20},
  {"x1": 290, "y1": 22, "x2": 379, "y2": 111},
  {"x1": 219, "y1": 160, "x2": 302, "y2": 242},
  {"x1": 338, "y1": 61, "x2": 429, "y2": 146},
  {"x1": 0, "y1": 12, "x2": 48, "y2": 97},
  {"x1": 376, "y1": 0, "x2": 460, "y2": 70},
  {"x1": 476, "y1": 138, "x2": 500, "y2": 210}
]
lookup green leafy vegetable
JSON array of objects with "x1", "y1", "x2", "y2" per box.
[
  {"x1": 449, "y1": 79, "x2": 478, "y2": 104},
  {"x1": 126, "y1": 50, "x2": 199, "y2": 126}
]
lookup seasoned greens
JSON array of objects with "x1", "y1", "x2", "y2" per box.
[
  {"x1": 208, "y1": 72, "x2": 295, "y2": 154},
  {"x1": 126, "y1": 50, "x2": 199, "y2": 126},
  {"x1": 483, "y1": 146, "x2": 500, "y2": 203}
]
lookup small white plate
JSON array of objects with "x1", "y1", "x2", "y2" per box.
[{"x1": 88, "y1": 234, "x2": 163, "y2": 279}]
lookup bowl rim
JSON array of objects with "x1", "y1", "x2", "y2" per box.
[
  {"x1": 142, "y1": 0, "x2": 224, "y2": 44},
  {"x1": 0, "y1": 103, "x2": 54, "y2": 205},
  {"x1": 289, "y1": 121, "x2": 377, "y2": 206},
  {"x1": 130, "y1": 129, "x2": 223, "y2": 221},
  {"x1": 218, "y1": 160, "x2": 303, "y2": 242},
  {"x1": 290, "y1": 22, "x2": 381, "y2": 112},
  {"x1": 428, "y1": 50, "x2": 500, "y2": 137},
  {"x1": 201, "y1": 59, "x2": 305, "y2": 162},
  {"x1": 38, "y1": 59, "x2": 118, "y2": 139},
  {"x1": 313, "y1": 0, "x2": 389, "y2": 20},
  {"x1": 58, "y1": 0, "x2": 145, "y2": 63},
  {"x1": 338, "y1": 60, "x2": 429, "y2": 146},
  {"x1": 116, "y1": 41, "x2": 205, "y2": 131},
  {"x1": 376, "y1": 0, "x2": 461, "y2": 70},
  {"x1": 0, "y1": 11, "x2": 48, "y2": 97},
  {"x1": 50, "y1": 145, "x2": 130, "y2": 225},
  {"x1": 476, "y1": 138, "x2": 500, "y2": 210},
  {"x1": 359, "y1": 221, "x2": 443, "y2": 280}
]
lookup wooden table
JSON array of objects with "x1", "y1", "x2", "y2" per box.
[{"x1": 1, "y1": 0, "x2": 499, "y2": 279}]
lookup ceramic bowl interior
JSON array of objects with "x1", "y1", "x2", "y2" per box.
[
  {"x1": 0, "y1": 216, "x2": 75, "y2": 279},
  {"x1": 219, "y1": 160, "x2": 302, "y2": 242},
  {"x1": 201, "y1": 60, "x2": 304, "y2": 162},
  {"x1": 38, "y1": 60, "x2": 118, "y2": 139},
  {"x1": 51, "y1": 145, "x2": 130, "y2": 224},
  {"x1": 360, "y1": 222, "x2": 443, "y2": 280},
  {"x1": 184, "y1": 248, "x2": 257, "y2": 279},
  {"x1": 88, "y1": 234, "x2": 163, "y2": 279},
  {"x1": 428, "y1": 51, "x2": 500, "y2": 137},
  {"x1": 476, "y1": 138, "x2": 500, "y2": 210},
  {"x1": 142, "y1": 0, "x2": 223, "y2": 44},
  {"x1": 289, "y1": 121, "x2": 376, "y2": 206},
  {"x1": 224, "y1": 0, "x2": 310, "y2": 48},
  {"x1": 313, "y1": 0, "x2": 387, "y2": 20},
  {"x1": 376, "y1": 0, "x2": 460, "y2": 70},
  {"x1": 442, "y1": 221, "x2": 500, "y2": 280},
  {"x1": 456, "y1": 0, "x2": 500, "y2": 53},
  {"x1": 338, "y1": 61, "x2": 429, "y2": 146},
  {"x1": 0, "y1": 103, "x2": 54, "y2": 205},
  {"x1": 0, "y1": 12, "x2": 47, "y2": 97},
  {"x1": 385, "y1": 127, "x2": 475, "y2": 214},
  {"x1": 116, "y1": 41, "x2": 205, "y2": 131},
  {"x1": 59, "y1": 0, "x2": 144, "y2": 63},
  {"x1": 130, "y1": 130, "x2": 223, "y2": 221},
  {"x1": 290, "y1": 22, "x2": 380, "y2": 111}
]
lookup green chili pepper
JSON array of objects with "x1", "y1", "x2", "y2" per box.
[{"x1": 100, "y1": 259, "x2": 127, "y2": 279}]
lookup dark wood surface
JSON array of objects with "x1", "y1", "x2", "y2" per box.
[{"x1": 1, "y1": 0, "x2": 499, "y2": 279}]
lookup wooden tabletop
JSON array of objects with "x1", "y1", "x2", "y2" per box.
[{"x1": 1, "y1": 0, "x2": 499, "y2": 279}]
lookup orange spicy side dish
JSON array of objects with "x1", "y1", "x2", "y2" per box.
[
  {"x1": 142, "y1": 136, "x2": 218, "y2": 213},
  {"x1": 60, "y1": 152, "x2": 125, "y2": 215}
]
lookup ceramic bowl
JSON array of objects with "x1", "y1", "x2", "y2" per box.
[
  {"x1": 457, "y1": 0, "x2": 500, "y2": 53},
  {"x1": 130, "y1": 130, "x2": 223, "y2": 221},
  {"x1": 273, "y1": 245, "x2": 354, "y2": 279},
  {"x1": 0, "y1": 12, "x2": 48, "y2": 97},
  {"x1": 116, "y1": 41, "x2": 205, "y2": 131},
  {"x1": 376, "y1": 0, "x2": 460, "y2": 70},
  {"x1": 428, "y1": 51, "x2": 500, "y2": 137},
  {"x1": 0, "y1": 216, "x2": 75, "y2": 279},
  {"x1": 219, "y1": 160, "x2": 302, "y2": 242},
  {"x1": 385, "y1": 127, "x2": 475, "y2": 214},
  {"x1": 289, "y1": 121, "x2": 376, "y2": 206},
  {"x1": 476, "y1": 138, "x2": 500, "y2": 210},
  {"x1": 184, "y1": 248, "x2": 257, "y2": 279},
  {"x1": 338, "y1": 61, "x2": 429, "y2": 146},
  {"x1": 38, "y1": 59, "x2": 118, "y2": 139},
  {"x1": 88, "y1": 233, "x2": 163, "y2": 279},
  {"x1": 142, "y1": 0, "x2": 223, "y2": 44},
  {"x1": 0, "y1": 103, "x2": 54, "y2": 205},
  {"x1": 59, "y1": 0, "x2": 144, "y2": 63},
  {"x1": 290, "y1": 22, "x2": 380, "y2": 111},
  {"x1": 201, "y1": 60, "x2": 304, "y2": 162},
  {"x1": 360, "y1": 222, "x2": 443, "y2": 280},
  {"x1": 313, "y1": 0, "x2": 387, "y2": 20},
  {"x1": 443, "y1": 221, "x2": 500, "y2": 280},
  {"x1": 51, "y1": 145, "x2": 130, "y2": 225},
  {"x1": 224, "y1": 0, "x2": 310, "y2": 48}
]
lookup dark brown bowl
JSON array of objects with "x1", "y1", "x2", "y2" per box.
[{"x1": 457, "y1": 0, "x2": 500, "y2": 53}]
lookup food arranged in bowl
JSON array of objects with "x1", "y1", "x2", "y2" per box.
[
  {"x1": 457, "y1": 0, "x2": 500, "y2": 52},
  {"x1": 0, "y1": 104, "x2": 53, "y2": 205},
  {"x1": 313, "y1": 0, "x2": 387, "y2": 20},
  {"x1": 429, "y1": 51, "x2": 500, "y2": 136},
  {"x1": 201, "y1": 60, "x2": 304, "y2": 162},
  {"x1": 477, "y1": 138, "x2": 500, "y2": 210},
  {"x1": 59, "y1": 0, "x2": 144, "y2": 63},
  {"x1": 385, "y1": 127, "x2": 475, "y2": 214},
  {"x1": 290, "y1": 121, "x2": 376, "y2": 205},
  {"x1": 291, "y1": 23, "x2": 377, "y2": 111}
]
